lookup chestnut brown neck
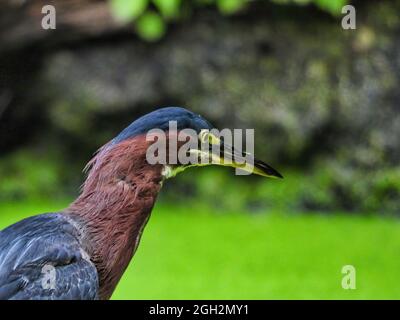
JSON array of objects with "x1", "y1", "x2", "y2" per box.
[{"x1": 67, "y1": 136, "x2": 163, "y2": 300}]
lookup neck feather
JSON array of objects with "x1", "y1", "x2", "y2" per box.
[{"x1": 67, "y1": 136, "x2": 163, "y2": 299}]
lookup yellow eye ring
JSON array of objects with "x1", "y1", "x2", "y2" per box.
[
  {"x1": 199, "y1": 130, "x2": 210, "y2": 144},
  {"x1": 199, "y1": 129, "x2": 221, "y2": 145}
]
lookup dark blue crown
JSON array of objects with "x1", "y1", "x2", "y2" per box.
[{"x1": 113, "y1": 107, "x2": 214, "y2": 144}]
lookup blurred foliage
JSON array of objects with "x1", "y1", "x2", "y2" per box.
[
  {"x1": 272, "y1": 0, "x2": 347, "y2": 14},
  {"x1": 163, "y1": 165, "x2": 400, "y2": 215},
  {"x1": 1, "y1": 0, "x2": 398, "y2": 216},
  {"x1": 3, "y1": 148, "x2": 399, "y2": 215},
  {"x1": 109, "y1": 0, "x2": 349, "y2": 40},
  {"x1": 0, "y1": 150, "x2": 65, "y2": 201},
  {"x1": 136, "y1": 11, "x2": 166, "y2": 41}
]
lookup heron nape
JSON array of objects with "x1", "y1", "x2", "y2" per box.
[{"x1": 0, "y1": 107, "x2": 282, "y2": 300}]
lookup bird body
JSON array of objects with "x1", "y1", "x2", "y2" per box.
[
  {"x1": 0, "y1": 214, "x2": 99, "y2": 299},
  {"x1": 0, "y1": 107, "x2": 282, "y2": 300},
  {"x1": 0, "y1": 135, "x2": 162, "y2": 299}
]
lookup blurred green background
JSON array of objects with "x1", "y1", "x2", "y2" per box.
[{"x1": 1, "y1": 0, "x2": 400, "y2": 299}]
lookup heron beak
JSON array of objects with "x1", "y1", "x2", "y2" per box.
[
  {"x1": 212, "y1": 140, "x2": 283, "y2": 178},
  {"x1": 218, "y1": 141, "x2": 283, "y2": 178},
  {"x1": 190, "y1": 131, "x2": 283, "y2": 179}
]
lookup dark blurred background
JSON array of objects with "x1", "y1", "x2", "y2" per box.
[
  {"x1": 1, "y1": 0, "x2": 400, "y2": 300},
  {"x1": 1, "y1": 0, "x2": 399, "y2": 214}
]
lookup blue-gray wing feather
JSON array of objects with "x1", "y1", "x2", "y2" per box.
[{"x1": 0, "y1": 214, "x2": 99, "y2": 300}]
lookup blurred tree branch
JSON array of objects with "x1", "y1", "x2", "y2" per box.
[
  {"x1": 0, "y1": 0, "x2": 351, "y2": 52},
  {"x1": 0, "y1": 0, "x2": 123, "y2": 53}
]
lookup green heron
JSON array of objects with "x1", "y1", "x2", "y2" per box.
[{"x1": 0, "y1": 107, "x2": 282, "y2": 300}]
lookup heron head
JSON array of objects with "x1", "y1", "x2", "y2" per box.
[{"x1": 113, "y1": 106, "x2": 283, "y2": 179}]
